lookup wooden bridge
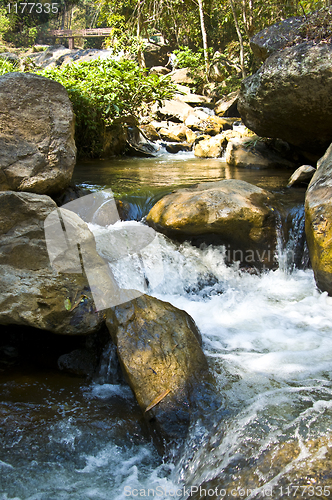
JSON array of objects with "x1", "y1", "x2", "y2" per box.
[{"x1": 49, "y1": 28, "x2": 113, "y2": 49}]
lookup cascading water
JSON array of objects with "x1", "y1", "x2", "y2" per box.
[{"x1": 1, "y1": 158, "x2": 331, "y2": 500}]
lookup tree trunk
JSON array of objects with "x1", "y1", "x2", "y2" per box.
[
  {"x1": 229, "y1": 0, "x2": 246, "y2": 79},
  {"x1": 198, "y1": 0, "x2": 209, "y2": 76},
  {"x1": 136, "y1": 0, "x2": 146, "y2": 69}
]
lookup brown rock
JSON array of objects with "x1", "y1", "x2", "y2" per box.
[
  {"x1": 0, "y1": 72, "x2": 76, "y2": 195},
  {"x1": 305, "y1": 143, "x2": 332, "y2": 295},
  {"x1": 214, "y1": 91, "x2": 240, "y2": 117},
  {"x1": 106, "y1": 294, "x2": 214, "y2": 450},
  {"x1": 0, "y1": 191, "x2": 105, "y2": 334},
  {"x1": 146, "y1": 179, "x2": 277, "y2": 268},
  {"x1": 287, "y1": 165, "x2": 316, "y2": 187},
  {"x1": 194, "y1": 133, "x2": 227, "y2": 158},
  {"x1": 226, "y1": 137, "x2": 296, "y2": 169}
]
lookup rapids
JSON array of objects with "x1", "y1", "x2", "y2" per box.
[{"x1": 1, "y1": 154, "x2": 331, "y2": 500}]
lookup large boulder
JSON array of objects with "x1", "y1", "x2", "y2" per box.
[
  {"x1": 146, "y1": 179, "x2": 277, "y2": 268},
  {"x1": 0, "y1": 72, "x2": 76, "y2": 195},
  {"x1": 238, "y1": 41, "x2": 332, "y2": 155},
  {"x1": 250, "y1": 17, "x2": 303, "y2": 62},
  {"x1": 106, "y1": 295, "x2": 215, "y2": 450},
  {"x1": 305, "y1": 144, "x2": 332, "y2": 294},
  {"x1": 0, "y1": 191, "x2": 107, "y2": 334}
]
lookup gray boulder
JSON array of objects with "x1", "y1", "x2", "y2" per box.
[
  {"x1": 238, "y1": 42, "x2": 332, "y2": 155},
  {"x1": 0, "y1": 72, "x2": 76, "y2": 195},
  {"x1": 250, "y1": 17, "x2": 303, "y2": 62},
  {"x1": 0, "y1": 191, "x2": 105, "y2": 334}
]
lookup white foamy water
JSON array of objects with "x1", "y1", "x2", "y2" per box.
[
  {"x1": 2, "y1": 218, "x2": 332, "y2": 499},
  {"x1": 89, "y1": 221, "x2": 332, "y2": 495}
]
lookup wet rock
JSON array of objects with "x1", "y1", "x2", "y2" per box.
[
  {"x1": 194, "y1": 133, "x2": 227, "y2": 158},
  {"x1": 0, "y1": 191, "x2": 107, "y2": 334},
  {"x1": 0, "y1": 72, "x2": 76, "y2": 195},
  {"x1": 139, "y1": 124, "x2": 160, "y2": 142},
  {"x1": 106, "y1": 294, "x2": 214, "y2": 451},
  {"x1": 58, "y1": 348, "x2": 98, "y2": 377},
  {"x1": 146, "y1": 179, "x2": 277, "y2": 268},
  {"x1": 189, "y1": 435, "x2": 332, "y2": 500},
  {"x1": 287, "y1": 165, "x2": 315, "y2": 187},
  {"x1": 126, "y1": 126, "x2": 160, "y2": 157},
  {"x1": 250, "y1": 17, "x2": 303, "y2": 62},
  {"x1": 165, "y1": 143, "x2": 192, "y2": 154},
  {"x1": 225, "y1": 137, "x2": 296, "y2": 169},
  {"x1": 238, "y1": 42, "x2": 332, "y2": 155},
  {"x1": 305, "y1": 143, "x2": 332, "y2": 295},
  {"x1": 214, "y1": 91, "x2": 240, "y2": 117}
]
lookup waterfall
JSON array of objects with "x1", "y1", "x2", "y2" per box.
[{"x1": 275, "y1": 203, "x2": 309, "y2": 273}]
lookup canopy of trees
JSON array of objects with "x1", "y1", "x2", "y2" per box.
[{"x1": 0, "y1": 0, "x2": 330, "y2": 89}]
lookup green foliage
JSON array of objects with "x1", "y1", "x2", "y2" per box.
[
  {"x1": 39, "y1": 58, "x2": 176, "y2": 157},
  {"x1": 0, "y1": 56, "x2": 16, "y2": 74},
  {"x1": 173, "y1": 46, "x2": 205, "y2": 69},
  {"x1": 0, "y1": 7, "x2": 10, "y2": 40}
]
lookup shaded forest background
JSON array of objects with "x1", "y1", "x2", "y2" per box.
[{"x1": 0, "y1": 0, "x2": 331, "y2": 67}]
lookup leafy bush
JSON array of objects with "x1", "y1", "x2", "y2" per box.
[
  {"x1": 173, "y1": 46, "x2": 205, "y2": 70},
  {"x1": 39, "y1": 58, "x2": 176, "y2": 157},
  {"x1": 0, "y1": 57, "x2": 16, "y2": 75}
]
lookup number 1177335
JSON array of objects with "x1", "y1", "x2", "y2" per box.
[{"x1": 7, "y1": 3, "x2": 59, "y2": 14}]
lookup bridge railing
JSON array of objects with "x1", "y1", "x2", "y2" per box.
[{"x1": 49, "y1": 28, "x2": 113, "y2": 37}]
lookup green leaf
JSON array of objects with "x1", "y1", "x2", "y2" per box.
[{"x1": 64, "y1": 299, "x2": 72, "y2": 311}]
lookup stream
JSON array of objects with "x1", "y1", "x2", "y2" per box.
[{"x1": 1, "y1": 152, "x2": 332, "y2": 500}]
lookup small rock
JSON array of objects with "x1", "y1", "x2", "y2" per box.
[
  {"x1": 214, "y1": 91, "x2": 240, "y2": 117},
  {"x1": 170, "y1": 67, "x2": 196, "y2": 85},
  {"x1": 287, "y1": 165, "x2": 316, "y2": 187},
  {"x1": 226, "y1": 137, "x2": 296, "y2": 169},
  {"x1": 158, "y1": 128, "x2": 182, "y2": 142},
  {"x1": 194, "y1": 133, "x2": 227, "y2": 158},
  {"x1": 151, "y1": 99, "x2": 194, "y2": 122},
  {"x1": 149, "y1": 66, "x2": 170, "y2": 75}
]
